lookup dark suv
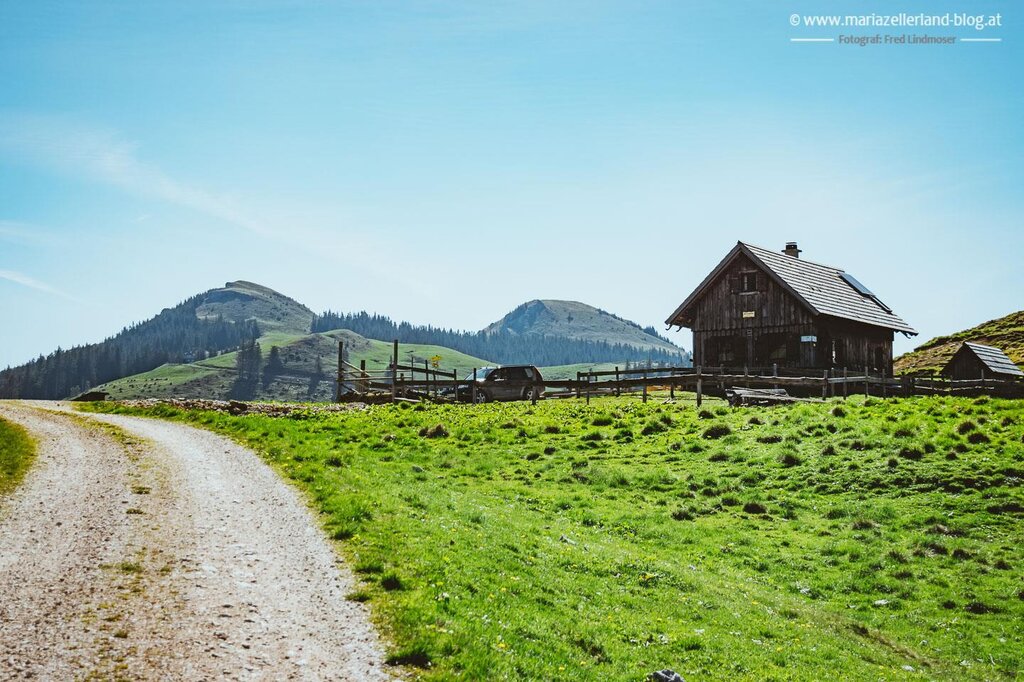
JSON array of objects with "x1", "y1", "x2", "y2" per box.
[{"x1": 449, "y1": 365, "x2": 545, "y2": 403}]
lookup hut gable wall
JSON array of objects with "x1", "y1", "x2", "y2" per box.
[
  {"x1": 945, "y1": 345, "x2": 985, "y2": 380},
  {"x1": 690, "y1": 253, "x2": 814, "y2": 333}
]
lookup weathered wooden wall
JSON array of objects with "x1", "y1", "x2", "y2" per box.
[
  {"x1": 689, "y1": 253, "x2": 893, "y2": 372},
  {"x1": 944, "y1": 346, "x2": 985, "y2": 380}
]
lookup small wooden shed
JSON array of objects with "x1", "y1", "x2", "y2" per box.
[
  {"x1": 665, "y1": 241, "x2": 917, "y2": 373},
  {"x1": 942, "y1": 342, "x2": 1023, "y2": 380},
  {"x1": 70, "y1": 390, "x2": 110, "y2": 402}
]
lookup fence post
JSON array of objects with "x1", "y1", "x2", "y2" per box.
[
  {"x1": 822, "y1": 369, "x2": 828, "y2": 400},
  {"x1": 615, "y1": 366, "x2": 620, "y2": 397},
  {"x1": 391, "y1": 340, "x2": 399, "y2": 401},
  {"x1": 642, "y1": 368, "x2": 648, "y2": 403},
  {"x1": 865, "y1": 369, "x2": 870, "y2": 397},
  {"x1": 576, "y1": 372, "x2": 581, "y2": 399},
  {"x1": 360, "y1": 359, "x2": 367, "y2": 394},
  {"x1": 882, "y1": 367, "x2": 887, "y2": 398},
  {"x1": 472, "y1": 368, "x2": 477, "y2": 404},
  {"x1": 586, "y1": 371, "x2": 591, "y2": 405},
  {"x1": 342, "y1": 337, "x2": 350, "y2": 401},
  {"x1": 843, "y1": 367, "x2": 848, "y2": 398},
  {"x1": 772, "y1": 363, "x2": 778, "y2": 391},
  {"x1": 696, "y1": 365, "x2": 703, "y2": 408},
  {"x1": 669, "y1": 369, "x2": 675, "y2": 400}
]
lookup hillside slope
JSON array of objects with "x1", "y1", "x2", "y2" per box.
[
  {"x1": 97, "y1": 329, "x2": 497, "y2": 402},
  {"x1": 0, "y1": 280, "x2": 312, "y2": 400},
  {"x1": 895, "y1": 309, "x2": 1024, "y2": 375},
  {"x1": 483, "y1": 300, "x2": 682, "y2": 354}
]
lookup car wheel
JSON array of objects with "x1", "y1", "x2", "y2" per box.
[
  {"x1": 474, "y1": 390, "x2": 489, "y2": 404},
  {"x1": 522, "y1": 386, "x2": 535, "y2": 401}
]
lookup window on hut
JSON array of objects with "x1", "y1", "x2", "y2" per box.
[{"x1": 741, "y1": 271, "x2": 758, "y2": 293}]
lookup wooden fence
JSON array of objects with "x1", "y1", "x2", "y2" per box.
[{"x1": 335, "y1": 341, "x2": 1024, "y2": 405}]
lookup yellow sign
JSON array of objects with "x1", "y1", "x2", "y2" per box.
[{"x1": 742, "y1": 311, "x2": 756, "y2": 318}]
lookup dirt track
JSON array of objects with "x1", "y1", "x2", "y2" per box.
[{"x1": 0, "y1": 401, "x2": 392, "y2": 680}]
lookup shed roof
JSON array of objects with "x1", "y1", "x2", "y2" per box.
[
  {"x1": 666, "y1": 241, "x2": 917, "y2": 335},
  {"x1": 954, "y1": 342, "x2": 1024, "y2": 377}
]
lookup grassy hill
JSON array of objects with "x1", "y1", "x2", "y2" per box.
[
  {"x1": 484, "y1": 300, "x2": 683, "y2": 354},
  {"x1": 87, "y1": 395, "x2": 1024, "y2": 679},
  {"x1": 895, "y1": 310, "x2": 1024, "y2": 375},
  {"x1": 194, "y1": 280, "x2": 314, "y2": 334},
  {"x1": 97, "y1": 330, "x2": 639, "y2": 401},
  {"x1": 97, "y1": 329, "x2": 498, "y2": 402}
]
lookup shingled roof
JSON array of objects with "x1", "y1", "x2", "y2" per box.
[
  {"x1": 952, "y1": 342, "x2": 1024, "y2": 377},
  {"x1": 666, "y1": 241, "x2": 917, "y2": 335}
]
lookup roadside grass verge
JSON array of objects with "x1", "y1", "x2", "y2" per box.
[
  {"x1": 0, "y1": 416, "x2": 36, "y2": 497},
  {"x1": 83, "y1": 396, "x2": 1024, "y2": 680}
]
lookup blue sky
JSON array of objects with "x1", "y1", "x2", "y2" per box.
[{"x1": 1, "y1": 1, "x2": 1020, "y2": 368}]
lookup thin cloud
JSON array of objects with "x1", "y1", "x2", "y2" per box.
[
  {"x1": 0, "y1": 269, "x2": 80, "y2": 302},
  {"x1": 0, "y1": 220, "x2": 58, "y2": 247},
  {"x1": 0, "y1": 112, "x2": 275, "y2": 237},
  {"x1": 0, "y1": 111, "x2": 431, "y2": 293}
]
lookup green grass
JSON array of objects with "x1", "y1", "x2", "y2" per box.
[
  {"x1": 84, "y1": 395, "x2": 1024, "y2": 679},
  {"x1": 0, "y1": 416, "x2": 36, "y2": 496}
]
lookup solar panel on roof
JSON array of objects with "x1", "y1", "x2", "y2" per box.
[{"x1": 840, "y1": 272, "x2": 873, "y2": 296}]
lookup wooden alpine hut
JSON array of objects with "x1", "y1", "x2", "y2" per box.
[{"x1": 665, "y1": 242, "x2": 917, "y2": 374}]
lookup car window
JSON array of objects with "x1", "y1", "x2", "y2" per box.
[{"x1": 507, "y1": 367, "x2": 528, "y2": 380}]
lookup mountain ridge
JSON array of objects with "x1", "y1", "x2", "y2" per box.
[{"x1": 483, "y1": 299, "x2": 681, "y2": 354}]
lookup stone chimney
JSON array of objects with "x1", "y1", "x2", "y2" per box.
[{"x1": 783, "y1": 241, "x2": 801, "y2": 258}]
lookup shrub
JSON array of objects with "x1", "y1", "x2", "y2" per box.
[
  {"x1": 967, "y1": 431, "x2": 990, "y2": 444},
  {"x1": 698, "y1": 409, "x2": 714, "y2": 420},
  {"x1": 671, "y1": 507, "x2": 695, "y2": 521},
  {"x1": 703, "y1": 424, "x2": 732, "y2": 440},
  {"x1": 957, "y1": 420, "x2": 977, "y2": 435},
  {"x1": 742, "y1": 501, "x2": 767, "y2": 514},
  {"x1": 831, "y1": 406, "x2": 846, "y2": 418},
  {"x1": 592, "y1": 415, "x2": 614, "y2": 427},
  {"x1": 641, "y1": 420, "x2": 668, "y2": 436},
  {"x1": 899, "y1": 447, "x2": 924, "y2": 460},
  {"x1": 757, "y1": 435, "x2": 783, "y2": 444},
  {"x1": 779, "y1": 452, "x2": 802, "y2": 467},
  {"x1": 419, "y1": 424, "x2": 449, "y2": 438}
]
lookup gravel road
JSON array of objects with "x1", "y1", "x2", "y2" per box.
[{"x1": 0, "y1": 401, "x2": 392, "y2": 680}]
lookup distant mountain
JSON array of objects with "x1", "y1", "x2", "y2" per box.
[
  {"x1": 0, "y1": 280, "x2": 310, "y2": 399},
  {"x1": 894, "y1": 309, "x2": 1024, "y2": 375},
  {"x1": 483, "y1": 300, "x2": 682, "y2": 354},
  {"x1": 195, "y1": 280, "x2": 314, "y2": 334},
  {"x1": 2, "y1": 282, "x2": 689, "y2": 401},
  {"x1": 311, "y1": 306, "x2": 688, "y2": 367}
]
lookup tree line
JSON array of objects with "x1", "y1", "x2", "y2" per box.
[
  {"x1": 0, "y1": 295, "x2": 260, "y2": 400},
  {"x1": 310, "y1": 311, "x2": 689, "y2": 367}
]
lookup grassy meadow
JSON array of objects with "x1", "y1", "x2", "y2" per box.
[
  {"x1": 85, "y1": 395, "x2": 1024, "y2": 680},
  {"x1": 0, "y1": 416, "x2": 36, "y2": 497}
]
